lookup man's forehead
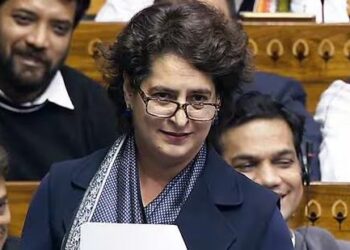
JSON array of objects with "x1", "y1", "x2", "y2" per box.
[
  {"x1": 2, "y1": 0, "x2": 76, "y2": 19},
  {"x1": 223, "y1": 118, "x2": 296, "y2": 151}
]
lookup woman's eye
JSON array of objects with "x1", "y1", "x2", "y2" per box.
[
  {"x1": 0, "y1": 201, "x2": 8, "y2": 214},
  {"x1": 190, "y1": 95, "x2": 208, "y2": 103},
  {"x1": 152, "y1": 92, "x2": 172, "y2": 100}
]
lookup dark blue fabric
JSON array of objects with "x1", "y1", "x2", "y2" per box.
[
  {"x1": 240, "y1": 71, "x2": 322, "y2": 180},
  {"x1": 90, "y1": 135, "x2": 206, "y2": 225},
  {"x1": 4, "y1": 237, "x2": 20, "y2": 250},
  {"x1": 21, "y1": 147, "x2": 293, "y2": 250}
]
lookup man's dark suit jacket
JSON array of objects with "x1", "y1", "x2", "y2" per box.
[
  {"x1": 241, "y1": 72, "x2": 322, "y2": 180},
  {"x1": 21, "y1": 147, "x2": 293, "y2": 250}
]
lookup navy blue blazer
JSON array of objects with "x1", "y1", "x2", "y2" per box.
[
  {"x1": 241, "y1": 72, "x2": 322, "y2": 180},
  {"x1": 4, "y1": 237, "x2": 20, "y2": 250},
  {"x1": 21, "y1": 147, "x2": 293, "y2": 250}
]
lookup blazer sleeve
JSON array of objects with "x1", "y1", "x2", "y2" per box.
[
  {"x1": 260, "y1": 207, "x2": 294, "y2": 250},
  {"x1": 21, "y1": 175, "x2": 53, "y2": 250}
]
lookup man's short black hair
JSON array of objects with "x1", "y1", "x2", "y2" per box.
[{"x1": 218, "y1": 91, "x2": 305, "y2": 156}]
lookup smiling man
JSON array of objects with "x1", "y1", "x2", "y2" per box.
[
  {"x1": 219, "y1": 92, "x2": 350, "y2": 250},
  {"x1": 0, "y1": 0, "x2": 116, "y2": 180}
]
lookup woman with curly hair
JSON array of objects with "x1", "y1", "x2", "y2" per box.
[{"x1": 22, "y1": 2, "x2": 293, "y2": 249}]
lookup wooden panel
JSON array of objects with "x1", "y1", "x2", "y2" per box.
[
  {"x1": 86, "y1": 0, "x2": 106, "y2": 17},
  {"x1": 67, "y1": 22, "x2": 124, "y2": 84},
  {"x1": 7, "y1": 182, "x2": 39, "y2": 237},
  {"x1": 67, "y1": 22, "x2": 350, "y2": 113},
  {"x1": 245, "y1": 22, "x2": 350, "y2": 113},
  {"x1": 289, "y1": 182, "x2": 350, "y2": 240},
  {"x1": 5, "y1": 180, "x2": 350, "y2": 240}
]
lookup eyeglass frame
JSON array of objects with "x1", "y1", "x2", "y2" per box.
[{"x1": 137, "y1": 88, "x2": 220, "y2": 121}]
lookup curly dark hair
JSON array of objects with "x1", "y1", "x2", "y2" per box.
[
  {"x1": 0, "y1": 0, "x2": 90, "y2": 27},
  {"x1": 103, "y1": 1, "x2": 252, "y2": 140}
]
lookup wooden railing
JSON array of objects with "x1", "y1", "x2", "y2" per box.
[
  {"x1": 289, "y1": 182, "x2": 350, "y2": 240},
  {"x1": 68, "y1": 22, "x2": 350, "y2": 113},
  {"x1": 7, "y1": 182, "x2": 39, "y2": 237},
  {"x1": 6, "y1": 181, "x2": 350, "y2": 241}
]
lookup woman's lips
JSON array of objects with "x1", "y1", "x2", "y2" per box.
[
  {"x1": 162, "y1": 130, "x2": 191, "y2": 136},
  {"x1": 160, "y1": 130, "x2": 192, "y2": 143}
]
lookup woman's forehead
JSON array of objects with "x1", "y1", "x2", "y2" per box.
[{"x1": 142, "y1": 53, "x2": 216, "y2": 92}]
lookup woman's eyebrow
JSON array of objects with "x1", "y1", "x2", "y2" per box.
[{"x1": 148, "y1": 86, "x2": 177, "y2": 93}]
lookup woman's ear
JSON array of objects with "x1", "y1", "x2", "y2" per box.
[{"x1": 123, "y1": 73, "x2": 134, "y2": 108}]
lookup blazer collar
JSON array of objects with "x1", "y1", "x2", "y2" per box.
[
  {"x1": 70, "y1": 146, "x2": 244, "y2": 249},
  {"x1": 203, "y1": 147, "x2": 243, "y2": 206},
  {"x1": 71, "y1": 148, "x2": 108, "y2": 189},
  {"x1": 175, "y1": 147, "x2": 244, "y2": 249}
]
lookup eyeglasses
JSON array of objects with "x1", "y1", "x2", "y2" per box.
[{"x1": 138, "y1": 88, "x2": 220, "y2": 121}]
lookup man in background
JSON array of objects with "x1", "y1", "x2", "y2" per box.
[
  {"x1": 0, "y1": 0, "x2": 117, "y2": 180},
  {"x1": 219, "y1": 92, "x2": 350, "y2": 250}
]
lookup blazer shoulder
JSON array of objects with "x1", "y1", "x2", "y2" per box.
[
  {"x1": 237, "y1": 168, "x2": 279, "y2": 203},
  {"x1": 206, "y1": 147, "x2": 279, "y2": 208},
  {"x1": 4, "y1": 237, "x2": 20, "y2": 250},
  {"x1": 295, "y1": 226, "x2": 344, "y2": 250},
  {"x1": 50, "y1": 148, "x2": 109, "y2": 188}
]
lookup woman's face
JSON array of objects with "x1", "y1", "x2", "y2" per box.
[{"x1": 124, "y1": 53, "x2": 218, "y2": 167}]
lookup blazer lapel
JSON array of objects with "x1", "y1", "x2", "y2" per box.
[
  {"x1": 63, "y1": 148, "x2": 109, "y2": 231},
  {"x1": 64, "y1": 147, "x2": 244, "y2": 249},
  {"x1": 175, "y1": 148, "x2": 244, "y2": 250}
]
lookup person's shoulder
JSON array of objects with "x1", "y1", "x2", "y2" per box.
[
  {"x1": 253, "y1": 71, "x2": 304, "y2": 93},
  {"x1": 295, "y1": 226, "x2": 350, "y2": 250},
  {"x1": 253, "y1": 71, "x2": 302, "y2": 88},
  {"x1": 60, "y1": 65, "x2": 107, "y2": 96},
  {"x1": 296, "y1": 226, "x2": 334, "y2": 237},
  {"x1": 320, "y1": 79, "x2": 350, "y2": 97},
  {"x1": 315, "y1": 79, "x2": 350, "y2": 120},
  {"x1": 60, "y1": 65, "x2": 114, "y2": 112},
  {"x1": 60, "y1": 65, "x2": 100, "y2": 86},
  {"x1": 50, "y1": 147, "x2": 109, "y2": 183},
  {"x1": 338, "y1": 239, "x2": 350, "y2": 250},
  {"x1": 207, "y1": 147, "x2": 278, "y2": 205},
  {"x1": 236, "y1": 166, "x2": 278, "y2": 202},
  {"x1": 244, "y1": 71, "x2": 305, "y2": 102}
]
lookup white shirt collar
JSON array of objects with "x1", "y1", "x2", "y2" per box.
[
  {"x1": 290, "y1": 229, "x2": 296, "y2": 248},
  {"x1": 0, "y1": 70, "x2": 74, "y2": 111},
  {"x1": 27, "y1": 71, "x2": 74, "y2": 110}
]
